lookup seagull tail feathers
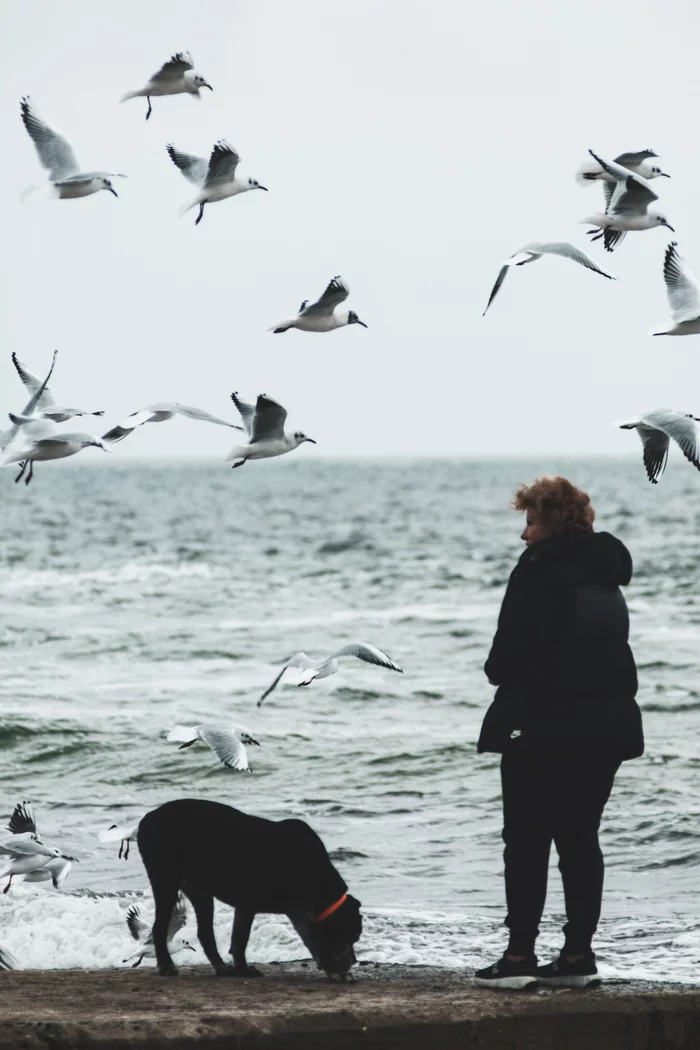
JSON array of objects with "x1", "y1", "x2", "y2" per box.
[
  {"x1": 575, "y1": 158, "x2": 602, "y2": 186},
  {"x1": 178, "y1": 197, "x2": 199, "y2": 219},
  {"x1": 0, "y1": 448, "x2": 25, "y2": 467},
  {"x1": 119, "y1": 90, "x2": 143, "y2": 104},
  {"x1": 19, "y1": 184, "x2": 53, "y2": 205},
  {"x1": 167, "y1": 725, "x2": 197, "y2": 744},
  {"x1": 223, "y1": 445, "x2": 248, "y2": 462},
  {"x1": 98, "y1": 824, "x2": 134, "y2": 844}
]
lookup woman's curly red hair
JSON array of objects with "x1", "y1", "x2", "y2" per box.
[{"x1": 512, "y1": 475, "x2": 595, "y2": 534}]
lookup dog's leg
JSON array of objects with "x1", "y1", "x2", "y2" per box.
[
  {"x1": 152, "y1": 882, "x2": 181, "y2": 976},
  {"x1": 187, "y1": 887, "x2": 235, "y2": 976},
  {"x1": 229, "y1": 908, "x2": 263, "y2": 977}
]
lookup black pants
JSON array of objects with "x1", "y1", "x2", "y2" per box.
[{"x1": 500, "y1": 751, "x2": 621, "y2": 956}]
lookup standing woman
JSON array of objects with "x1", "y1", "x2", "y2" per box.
[{"x1": 475, "y1": 476, "x2": 643, "y2": 989}]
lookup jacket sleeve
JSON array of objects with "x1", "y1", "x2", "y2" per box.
[{"x1": 484, "y1": 562, "x2": 566, "y2": 687}]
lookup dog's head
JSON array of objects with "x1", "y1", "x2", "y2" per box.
[{"x1": 291, "y1": 893, "x2": 362, "y2": 980}]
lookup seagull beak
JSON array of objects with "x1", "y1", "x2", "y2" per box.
[
  {"x1": 203, "y1": 83, "x2": 213, "y2": 91},
  {"x1": 664, "y1": 223, "x2": 675, "y2": 231},
  {"x1": 659, "y1": 172, "x2": 671, "y2": 178},
  {"x1": 256, "y1": 184, "x2": 269, "y2": 192},
  {"x1": 305, "y1": 437, "x2": 317, "y2": 444},
  {"x1": 186, "y1": 945, "x2": 196, "y2": 952},
  {"x1": 355, "y1": 319, "x2": 368, "y2": 328},
  {"x1": 108, "y1": 187, "x2": 118, "y2": 198}
]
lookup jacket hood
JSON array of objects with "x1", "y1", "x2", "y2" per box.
[{"x1": 523, "y1": 530, "x2": 633, "y2": 587}]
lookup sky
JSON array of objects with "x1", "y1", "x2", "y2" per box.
[{"x1": 1, "y1": 0, "x2": 699, "y2": 459}]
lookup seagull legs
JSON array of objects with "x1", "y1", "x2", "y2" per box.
[
  {"x1": 231, "y1": 459, "x2": 247, "y2": 469},
  {"x1": 14, "y1": 461, "x2": 28, "y2": 485},
  {"x1": 145, "y1": 96, "x2": 152, "y2": 120},
  {"x1": 195, "y1": 203, "x2": 205, "y2": 225},
  {"x1": 24, "y1": 461, "x2": 34, "y2": 486},
  {"x1": 3, "y1": 876, "x2": 13, "y2": 894}
]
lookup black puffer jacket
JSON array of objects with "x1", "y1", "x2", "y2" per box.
[{"x1": 477, "y1": 530, "x2": 643, "y2": 759}]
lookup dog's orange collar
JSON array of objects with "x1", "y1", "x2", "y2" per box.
[{"x1": 315, "y1": 894, "x2": 347, "y2": 923}]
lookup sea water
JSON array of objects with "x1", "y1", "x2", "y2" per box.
[{"x1": 0, "y1": 458, "x2": 698, "y2": 981}]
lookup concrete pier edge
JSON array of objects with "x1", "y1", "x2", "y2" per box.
[{"x1": 1, "y1": 963, "x2": 698, "y2": 1049}]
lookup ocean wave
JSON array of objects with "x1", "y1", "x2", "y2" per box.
[
  {"x1": 328, "y1": 848, "x2": 370, "y2": 861},
  {"x1": 0, "y1": 720, "x2": 88, "y2": 745},
  {"x1": 0, "y1": 562, "x2": 218, "y2": 593},
  {"x1": 333, "y1": 687, "x2": 384, "y2": 702},
  {"x1": 0, "y1": 891, "x2": 698, "y2": 981},
  {"x1": 220, "y1": 603, "x2": 500, "y2": 632},
  {"x1": 317, "y1": 532, "x2": 374, "y2": 555}
]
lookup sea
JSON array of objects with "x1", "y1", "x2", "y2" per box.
[{"x1": 0, "y1": 457, "x2": 698, "y2": 981}]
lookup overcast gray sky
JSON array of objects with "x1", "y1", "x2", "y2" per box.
[{"x1": 1, "y1": 0, "x2": 698, "y2": 458}]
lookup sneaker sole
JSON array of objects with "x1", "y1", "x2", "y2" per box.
[
  {"x1": 474, "y1": 974, "x2": 538, "y2": 990},
  {"x1": 537, "y1": 974, "x2": 600, "y2": 987}
]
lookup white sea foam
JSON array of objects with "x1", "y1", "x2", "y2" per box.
[
  {"x1": 0, "y1": 887, "x2": 302, "y2": 970},
  {"x1": 1, "y1": 891, "x2": 698, "y2": 982}
]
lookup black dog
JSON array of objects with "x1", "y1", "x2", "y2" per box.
[{"x1": 137, "y1": 799, "x2": 362, "y2": 979}]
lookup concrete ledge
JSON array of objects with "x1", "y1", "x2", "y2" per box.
[{"x1": 0, "y1": 963, "x2": 698, "y2": 1049}]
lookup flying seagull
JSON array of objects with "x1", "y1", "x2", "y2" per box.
[
  {"x1": 3, "y1": 801, "x2": 41, "y2": 847},
  {"x1": 258, "y1": 643, "x2": 404, "y2": 706},
  {"x1": 102, "y1": 401, "x2": 242, "y2": 444},
  {"x1": 23, "y1": 857, "x2": 74, "y2": 890},
  {"x1": 226, "y1": 393, "x2": 315, "y2": 468},
  {"x1": 120, "y1": 52, "x2": 212, "y2": 120},
  {"x1": 20, "y1": 97, "x2": 125, "y2": 201},
  {"x1": 167, "y1": 722, "x2": 260, "y2": 771},
  {"x1": 1, "y1": 426, "x2": 110, "y2": 485},
  {"x1": 123, "y1": 894, "x2": 195, "y2": 966},
  {"x1": 98, "y1": 820, "x2": 141, "y2": 860},
  {"x1": 0, "y1": 350, "x2": 63, "y2": 485},
  {"x1": 619, "y1": 409, "x2": 700, "y2": 483},
  {"x1": 583, "y1": 149, "x2": 673, "y2": 252},
  {"x1": 1, "y1": 802, "x2": 71, "y2": 890},
  {"x1": 653, "y1": 242, "x2": 700, "y2": 337},
  {"x1": 576, "y1": 149, "x2": 670, "y2": 211},
  {"x1": 271, "y1": 276, "x2": 367, "y2": 333},
  {"x1": 1, "y1": 352, "x2": 58, "y2": 457},
  {"x1": 166, "y1": 140, "x2": 267, "y2": 225},
  {"x1": 0, "y1": 837, "x2": 77, "y2": 893},
  {"x1": 11, "y1": 353, "x2": 104, "y2": 423},
  {"x1": 482, "y1": 242, "x2": 614, "y2": 316},
  {"x1": 2, "y1": 801, "x2": 71, "y2": 889}
]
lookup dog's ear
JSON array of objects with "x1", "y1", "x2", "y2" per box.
[{"x1": 346, "y1": 894, "x2": 361, "y2": 910}]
